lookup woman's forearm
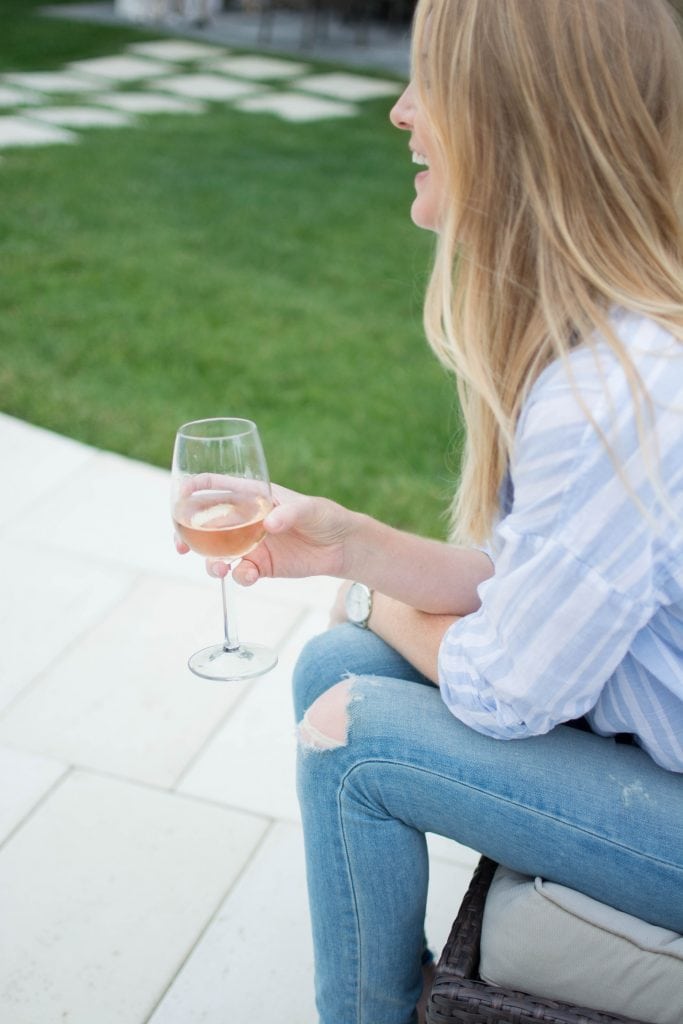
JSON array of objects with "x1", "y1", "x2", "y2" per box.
[
  {"x1": 368, "y1": 593, "x2": 456, "y2": 683},
  {"x1": 343, "y1": 512, "x2": 493, "y2": 615}
]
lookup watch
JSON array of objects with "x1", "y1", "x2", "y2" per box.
[{"x1": 345, "y1": 582, "x2": 374, "y2": 629}]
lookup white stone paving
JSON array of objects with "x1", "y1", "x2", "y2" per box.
[
  {"x1": 235, "y1": 91, "x2": 357, "y2": 123},
  {"x1": 0, "y1": 412, "x2": 478, "y2": 1022},
  {"x1": 25, "y1": 105, "x2": 134, "y2": 128},
  {"x1": 149, "y1": 72, "x2": 263, "y2": 101},
  {"x1": 128, "y1": 39, "x2": 230, "y2": 61},
  {"x1": 177, "y1": 613, "x2": 328, "y2": 820},
  {"x1": 0, "y1": 85, "x2": 44, "y2": 107},
  {"x1": 294, "y1": 70, "x2": 403, "y2": 101},
  {"x1": 0, "y1": 746, "x2": 67, "y2": 845},
  {"x1": 91, "y1": 90, "x2": 205, "y2": 114},
  {"x1": 0, "y1": 42, "x2": 404, "y2": 156},
  {"x1": 3, "y1": 70, "x2": 102, "y2": 93},
  {"x1": 147, "y1": 821, "x2": 317, "y2": 1024},
  {"x1": 0, "y1": 540, "x2": 134, "y2": 715},
  {"x1": 68, "y1": 54, "x2": 177, "y2": 81},
  {"x1": 0, "y1": 771, "x2": 267, "y2": 1024},
  {"x1": 206, "y1": 54, "x2": 311, "y2": 79},
  {"x1": 0, "y1": 115, "x2": 78, "y2": 148}
]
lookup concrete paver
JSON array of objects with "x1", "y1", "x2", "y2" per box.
[
  {"x1": 0, "y1": 414, "x2": 477, "y2": 1021},
  {"x1": 235, "y1": 90, "x2": 357, "y2": 122},
  {"x1": 128, "y1": 40, "x2": 230, "y2": 61},
  {"x1": 0, "y1": 115, "x2": 78, "y2": 148},
  {"x1": 0, "y1": 770, "x2": 267, "y2": 1024},
  {"x1": 3, "y1": 70, "x2": 102, "y2": 93},
  {"x1": 205, "y1": 54, "x2": 311, "y2": 79},
  {"x1": 0, "y1": 18, "x2": 407, "y2": 155},
  {"x1": 294, "y1": 71, "x2": 402, "y2": 101},
  {"x1": 68, "y1": 54, "x2": 177, "y2": 81},
  {"x1": 148, "y1": 71, "x2": 262, "y2": 101},
  {"x1": 0, "y1": 85, "x2": 44, "y2": 107},
  {"x1": 91, "y1": 90, "x2": 206, "y2": 113},
  {"x1": 0, "y1": 10, "x2": 475, "y2": 1020},
  {"x1": 26, "y1": 105, "x2": 134, "y2": 127}
]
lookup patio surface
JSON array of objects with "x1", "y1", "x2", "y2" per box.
[
  {"x1": 0, "y1": 36, "x2": 403, "y2": 152},
  {"x1": 0, "y1": 412, "x2": 479, "y2": 1023}
]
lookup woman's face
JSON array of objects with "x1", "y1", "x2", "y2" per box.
[{"x1": 390, "y1": 82, "x2": 444, "y2": 232}]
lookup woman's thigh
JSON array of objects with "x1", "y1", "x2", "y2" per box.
[
  {"x1": 298, "y1": 666, "x2": 683, "y2": 932},
  {"x1": 292, "y1": 623, "x2": 434, "y2": 721}
]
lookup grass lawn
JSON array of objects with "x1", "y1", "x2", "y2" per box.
[{"x1": 0, "y1": 0, "x2": 461, "y2": 537}]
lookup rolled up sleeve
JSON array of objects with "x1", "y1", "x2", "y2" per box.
[{"x1": 438, "y1": 529, "x2": 652, "y2": 738}]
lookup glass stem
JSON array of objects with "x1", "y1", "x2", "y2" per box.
[{"x1": 220, "y1": 571, "x2": 240, "y2": 652}]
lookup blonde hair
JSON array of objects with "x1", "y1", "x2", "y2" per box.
[{"x1": 412, "y1": 0, "x2": 683, "y2": 544}]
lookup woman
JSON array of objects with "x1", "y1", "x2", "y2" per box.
[{"x1": 180, "y1": 1, "x2": 683, "y2": 1020}]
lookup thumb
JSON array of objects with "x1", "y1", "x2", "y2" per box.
[{"x1": 264, "y1": 499, "x2": 307, "y2": 534}]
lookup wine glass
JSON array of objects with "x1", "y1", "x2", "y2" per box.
[{"x1": 171, "y1": 417, "x2": 278, "y2": 681}]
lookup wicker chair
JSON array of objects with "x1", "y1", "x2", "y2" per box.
[{"x1": 427, "y1": 857, "x2": 649, "y2": 1024}]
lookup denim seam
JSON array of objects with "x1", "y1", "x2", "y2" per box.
[
  {"x1": 336, "y1": 782, "x2": 364, "y2": 1024},
  {"x1": 323, "y1": 749, "x2": 678, "y2": 1021},
  {"x1": 338, "y1": 758, "x2": 683, "y2": 873}
]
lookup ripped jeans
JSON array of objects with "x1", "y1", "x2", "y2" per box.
[{"x1": 293, "y1": 624, "x2": 683, "y2": 1024}]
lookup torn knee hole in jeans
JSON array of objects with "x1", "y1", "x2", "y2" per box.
[{"x1": 298, "y1": 676, "x2": 359, "y2": 751}]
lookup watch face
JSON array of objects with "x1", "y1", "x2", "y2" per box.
[{"x1": 346, "y1": 583, "x2": 371, "y2": 625}]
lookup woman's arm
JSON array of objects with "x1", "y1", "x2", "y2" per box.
[
  {"x1": 327, "y1": 580, "x2": 457, "y2": 681},
  {"x1": 247, "y1": 499, "x2": 489, "y2": 683},
  {"x1": 235, "y1": 488, "x2": 492, "y2": 616},
  {"x1": 342, "y1": 511, "x2": 493, "y2": 615},
  {"x1": 177, "y1": 484, "x2": 493, "y2": 616},
  {"x1": 366, "y1": 592, "x2": 457, "y2": 683}
]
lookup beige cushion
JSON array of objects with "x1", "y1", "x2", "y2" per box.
[{"x1": 479, "y1": 865, "x2": 683, "y2": 1024}]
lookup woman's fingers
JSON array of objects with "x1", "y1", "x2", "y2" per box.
[
  {"x1": 175, "y1": 485, "x2": 350, "y2": 583},
  {"x1": 232, "y1": 559, "x2": 260, "y2": 586},
  {"x1": 206, "y1": 559, "x2": 230, "y2": 579}
]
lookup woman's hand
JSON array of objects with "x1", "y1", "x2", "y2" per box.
[
  {"x1": 175, "y1": 484, "x2": 356, "y2": 585},
  {"x1": 176, "y1": 480, "x2": 493, "y2": 615}
]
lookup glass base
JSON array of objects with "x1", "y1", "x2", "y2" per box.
[{"x1": 188, "y1": 642, "x2": 278, "y2": 682}]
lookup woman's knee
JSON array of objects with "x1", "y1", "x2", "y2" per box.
[
  {"x1": 292, "y1": 626, "x2": 353, "y2": 721},
  {"x1": 292, "y1": 623, "x2": 427, "y2": 722},
  {"x1": 298, "y1": 678, "x2": 354, "y2": 751}
]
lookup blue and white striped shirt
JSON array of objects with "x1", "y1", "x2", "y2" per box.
[{"x1": 438, "y1": 309, "x2": 683, "y2": 772}]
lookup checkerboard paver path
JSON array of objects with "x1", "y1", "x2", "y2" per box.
[{"x1": 0, "y1": 38, "x2": 402, "y2": 154}]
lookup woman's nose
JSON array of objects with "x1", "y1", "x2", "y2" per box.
[{"x1": 389, "y1": 83, "x2": 415, "y2": 131}]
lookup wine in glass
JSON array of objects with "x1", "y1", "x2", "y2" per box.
[{"x1": 171, "y1": 417, "x2": 278, "y2": 681}]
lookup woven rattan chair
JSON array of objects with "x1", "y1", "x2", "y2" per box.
[{"x1": 427, "y1": 857, "x2": 649, "y2": 1024}]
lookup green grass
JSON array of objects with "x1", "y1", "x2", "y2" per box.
[{"x1": 0, "y1": 1, "x2": 461, "y2": 536}]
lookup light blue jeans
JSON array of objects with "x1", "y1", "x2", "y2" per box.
[{"x1": 293, "y1": 625, "x2": 683, "y2": 1024}]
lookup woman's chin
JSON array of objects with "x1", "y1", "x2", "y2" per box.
[{"x1": 410, "y1": 199, "x2": 440, "y2": 232}]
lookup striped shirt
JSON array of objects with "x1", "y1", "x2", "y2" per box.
[{"x1": 438, "y1": 309, "x2": 683, "y2": 772}]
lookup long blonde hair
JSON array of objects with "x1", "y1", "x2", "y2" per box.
[{"x1": 412, "y1": 0, "x2": 683, "y2": 544}]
